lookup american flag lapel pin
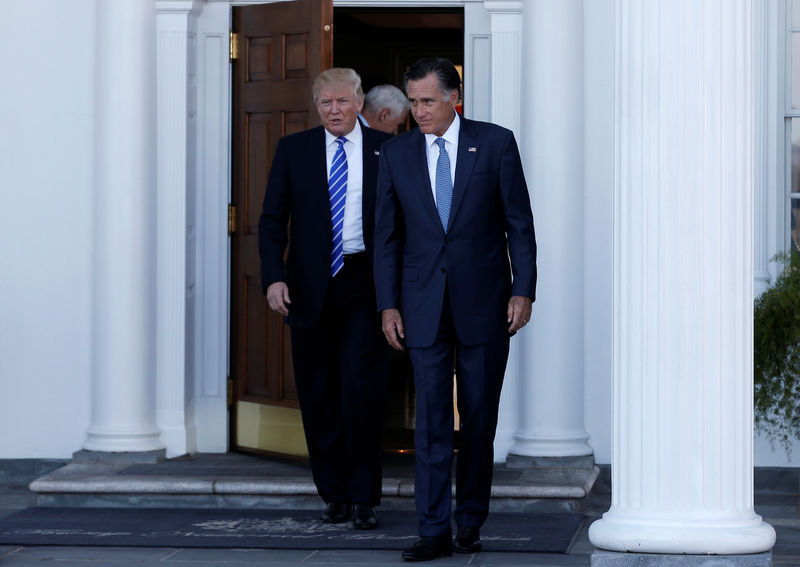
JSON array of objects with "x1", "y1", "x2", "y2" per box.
[
  {"x1": 374, "y1": 150, "x2": 380, "y2": 156},
  {"x1": 468, "y1": 146, "x2": 477, "y2": 152}
]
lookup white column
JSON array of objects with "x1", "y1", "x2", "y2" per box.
[
  {"x1": 509, "y1": 0, "x2": 592, "y2": 457},
  {"x1": 588, "y1": 0, "x2": 775, "y2": 554},
  {"x1": 155, "y1": 0, "x2": 201, "y2": 457},
  {"x1": 85, "y1": 0, "x2": 163, "y2": 453}
]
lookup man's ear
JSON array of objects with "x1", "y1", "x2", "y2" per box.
[
  {"x1": 449, "y1": 89, "x2": 459, "y2": 106},
  {"x1": 379, "y1": 108, "x2": 391, "y2": 124}
]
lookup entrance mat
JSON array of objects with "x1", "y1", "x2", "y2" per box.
[{"x1": 0, "y1": 508, "x2": 584, "y2": 553}]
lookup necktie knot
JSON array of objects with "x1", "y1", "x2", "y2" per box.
[
  {"x1": 435, "y1": 138, "x2": 446, "y2": 149},
  {"x1": 337, "y1": 137, "x2": 347, "y2": 148}
]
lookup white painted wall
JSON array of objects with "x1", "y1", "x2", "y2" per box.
[{"x1": 0, "y1": 1, "x2": 95, "y2": 458}]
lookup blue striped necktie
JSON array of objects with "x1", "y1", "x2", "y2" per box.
[
  {"x1": 435, "y1": 138, "x2": 452, "y2": 232},
  {"x1": 328, "y1": 137, "x2": 348, "y2": 276}
]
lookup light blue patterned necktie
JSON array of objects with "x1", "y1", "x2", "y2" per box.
[
  {"x1": 434, "y1": 138, "x2": 452, "y2": 232},
  {"x1": 328, "y1": 137, "x2": 348, "y2": 276}
]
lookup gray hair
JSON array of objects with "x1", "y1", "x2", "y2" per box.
[
  {"x1": 363, "y1": 84, "x2": 409, "y2": 118},
  {"x1": 312, "y1": 68, "x2": 363, "y2": 103}
]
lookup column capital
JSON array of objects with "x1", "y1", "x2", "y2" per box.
[
  {"x1": 483, "y1": 1, "x2": 522, "y2": 15},
  {"x1": 155, "y1": 0, "x2": 202, "y2": 16}
]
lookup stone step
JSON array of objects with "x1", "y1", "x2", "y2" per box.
[{"x1": 24, "y1": 452, "x2": 600, "y2": 514}]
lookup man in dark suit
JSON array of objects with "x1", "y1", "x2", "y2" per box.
[
  {"x1": 360, "y1": 84, "x2": 410, "y2": 135},
  {"x1": 259, "y1": 68, "x2": 391, "y2": 530},
  {"x1": 374, "y1": 58, "x2": 537, "y2": 561}
]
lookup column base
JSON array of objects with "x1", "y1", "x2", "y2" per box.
[
  {"x1": 510, "y1": 430, "x2": 593, "y2": 457},
  {"x1": 591, "y1": 550, "x2": 772, "y2": 567},
  {"x1": 589, "y1": 511, "x2": 776, "y2": 555},
  {"x1": 83, "y1": 426, "x2": 165, "y2": 454}
]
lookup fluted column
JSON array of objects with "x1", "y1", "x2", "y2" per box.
[
  {"x1": 588, "y1": 0, "x2": 775, "y2": 555},
  {"x1": 155, "y1": 0, "x2": 201, "y2": 457},
  {"x1": 84, "y1": 0, "x2": 163, "y2": 453},
  {"x1": 509, "y1": 0, "x2": 592, "y2": 457}
]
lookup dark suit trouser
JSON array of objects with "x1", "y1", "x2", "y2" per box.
[
  {"x1": 408, "y1": 290, "x2": 510, "y2": 538},
  {"x1": 290, "y1": 255, "x2": 388, "y2": 506}
]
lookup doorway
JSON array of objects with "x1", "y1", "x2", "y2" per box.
[
  {"x1": 229, "y1": 1, "x2": 465, "y2": 458},
  {"x1": 333, "y1": 7, "x2": 464, "y2": 450},
  {"x1": 334, "y1": 8, "x2": 463, "y2": 133}
]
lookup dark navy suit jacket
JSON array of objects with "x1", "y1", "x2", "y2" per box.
[
  {"x1": 259, "y1": 124, "x2": 392, "y2": 328},
  {"x1": 373, "y1": 117, "x2": 537, "y2": 348}
]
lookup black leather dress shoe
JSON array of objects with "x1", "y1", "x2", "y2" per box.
[
  {"x1": 320, "y1": 502, "x2": 351, "y2": 523},
  {"x1": 401, "y1": 536, "x2": 453, "y2": 561},
  {"x1": 353, "y1": 505, "x2": 379, "y2": 529},
  {"x1": 453, "y1": 526, "x2": 481, "y2": 553}
]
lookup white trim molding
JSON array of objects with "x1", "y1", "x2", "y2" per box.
[
  {"x1": 193, "y1": 1, "x2": 232, "y2": 452},
  {"x1": 154, "y1": 0, "x2": 203, "y2": 458},
  {"x1": 755, "y1": 0, "x2": 771, "y2": 295}
]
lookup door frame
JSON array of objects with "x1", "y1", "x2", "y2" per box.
[{"x1": 162, "y1": 0, "x2": 523, "y2": 455}]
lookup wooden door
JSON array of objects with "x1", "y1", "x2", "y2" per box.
[{"x1": 231, "y1": 0, "x2": 333, "y2": 457}]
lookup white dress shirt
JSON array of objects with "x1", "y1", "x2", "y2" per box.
[
  {"x1": 325, "y1": 121, "x2": 364, "y2": 254},
  {"x1": 424, "y1": 112, "x2": 460, "y2": 205}
]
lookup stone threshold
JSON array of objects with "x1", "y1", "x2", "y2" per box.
[
  {"x1": 25, "y1": 453, "x2": 601, "y2": 512},
  {"x1": 30, "y1": 461, "x2": 600, "y2": 500}
]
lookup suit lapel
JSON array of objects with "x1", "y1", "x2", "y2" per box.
[
  {"x1": 309, "y1": 126, "x2": 331, "y2": 218},
  {"x1": 448, "y1": 117, "x2": 478, "y2": 229},
  {"x1": 361, "y1": 129, "x2": 380, "y2": 199},
  {"x1": 408, "y1": 129, "x2": 445, "y2": 234},
  {"x1": 361, "y1": 129, "x2": 380, "y2": 242}
]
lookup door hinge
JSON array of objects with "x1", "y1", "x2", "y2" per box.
[
  {"x1": 228, "y1": 204, "x2": 237, "y2": 235},
  {"x1": 227, "y1": 377, "x2": 234, "y2": 408},
  {"x1": 229, "y1": 31, "x2": 240, "y2": 62}
]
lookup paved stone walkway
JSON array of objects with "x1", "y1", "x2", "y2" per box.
[
  {"x1": 0, "y1": 522, "x2": 798, "y2": 566},
  {"x1": 0, "y1": 454, "x2": 798, "y2": 566}
]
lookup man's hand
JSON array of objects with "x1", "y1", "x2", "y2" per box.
[
  {"x1": 266, "y1": 282, "x2": 291, "y2": 316},
  {"x1": 507, "y1": 295, "x2": 532, "y2": 333},
  {"x1": 381, "y1": 308, "x2": 406, "y2": 351}
]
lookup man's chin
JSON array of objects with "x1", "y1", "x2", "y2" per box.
[{"x1": 325, "y1": 123, "x2": 352, "y2": 137}]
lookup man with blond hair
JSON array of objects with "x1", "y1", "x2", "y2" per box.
[{"x1": 259, "y1": 68, "x2": 392, "y2": 529}]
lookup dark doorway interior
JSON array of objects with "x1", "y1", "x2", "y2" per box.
[
  {"x1": 334, "y1": 8, "x2": 464, "y2": 134},
  {"x1": 333, "y1": 8, "x2": 464, "y2": 451}
]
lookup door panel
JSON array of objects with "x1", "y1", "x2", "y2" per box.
[{"x1": 231, "y1": 0, "x2": 333, "y2": 457}]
